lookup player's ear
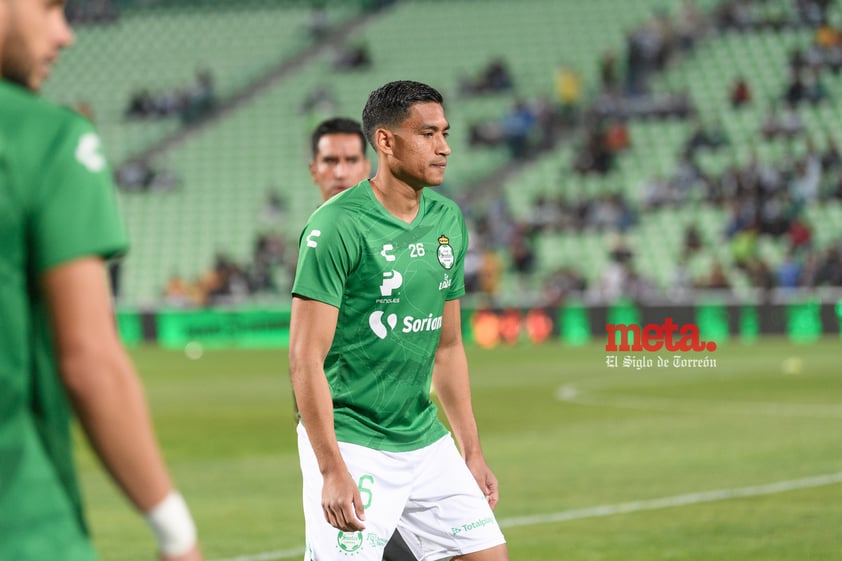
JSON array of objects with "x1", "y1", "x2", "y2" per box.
[
  {"x1": 375, "y1": 127, "x2": 393, "y2": 156},
  {"x1": 308, "y1": 160, "x2": 318, "y2": 181}
]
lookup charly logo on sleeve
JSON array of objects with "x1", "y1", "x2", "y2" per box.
[{"x1": 75, "y1": 132, "x2": 106, "y2": 173}]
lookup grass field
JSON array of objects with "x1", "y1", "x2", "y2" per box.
[{"x1": 74, "y1": 337, "x2": 842, "y2": 560}]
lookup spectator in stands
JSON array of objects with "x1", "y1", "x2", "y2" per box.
[
  {"x1": 501, "y1": 98, "x2": 536, "y2": 160},
  {"x1": 785, "y1": 69, "x2": 808, "y2": 105},
  {"x1": 699, "y1": 260, "x2": 731, "y2": 290},
  {"x1": 788, "y1": 216, "x2": 813, "y2": 251},
  {"x1": 815, "y1": 246, "x2": 842, "y2": 286},
  {"x1": 468, "y1": 118, "x2": 505, "y2": 148},
  {"x1": 599, "y1": 50, "x2": 619, "y2": 94},
  {"x1": 685, "y1": 118, "x2": 729, "y2": 156},
  {"x1": 670, "y1": 152, "x2": 705, "y2": 203},
  {"x1": 163, "y1": 274, "x2": 199, "y2": 308},
  {"x1": 574, "y1": 118, "x2": 614, "y2": 175},
  {"x1": 247, "y1": 250, "x2": 279, "y2": 294},
  {"x1": 745, "y1": 257, "x2": 776, "y2": 297},
  {"x1": 821, "y1": 135, "x2": 841, "y2": 172},
  {"x1": 509, "y1": 225, "x2": 536, "y2": 278},
  {"x1": 677, "y1": 0, "x2": 708, "y2": 50},
  {"x1": 724, "y1": 197, "x2": 754, "y2": 238},
  {"x1": 479, "y1": 249, "x2": 504, "y2": 300},
  {"x1": 542, "y1": 267, "x2": 587, "y2": 307},
  {"x1": 761, "y1": 102, "x2": 804, "y2": 140},
  {"x1": 671, "y1": 256, "x2": 694, "y2": 294},
  {"x1": 181, "y1": 68, "x2": 216, "y2": 124},
  {"x1": 803, "y1": 68, "x2": 829, "y2": 104},
  {"x1": 731, "y1": 220, "x2": 759, "y2": 270},
  {"x1": 604, "y1": 118, "x2": 631, "y2": 154},
  {"x1": 729, "y1": 76, "x2": 751, "y2": 108},
  {"x1": 758, "y1": 193, "x2": 792, "y2": 236},
  {"x1": 554, "y1": 62, "x2": 582, "y2": 123},
  {"x1": 300, "y1": 84, "x2": 338, "y2": 117},
  {"x1": 463, "y1": 237, "x2": 484, "y2": 295},
  {"x1": 459, "y1": 57, "x2": 514, "y2": 96},
  {"x1": 125, "y1": 69, "x2": 215, "y2": 123},
  {"x1": 790, "y1": 159, "x2": 821, "y2": 203},
  {"x1": 796, "y1": 0, "x2": 832, "y2": 26},
  {"x1": 333, "y1": 40, "x2": 372, "y2": 71},
  {"x1": 592, "y1": 236, "x2": 635, "y2": 302},
  {"x1": 683, "y1": 224, "x2": 703, "y2": 254},
  {"x1": 588, "y1": 193, "x2": 635, "y2": 232},
  {"x1": 307, "y1": 5, "x2": 330, "y2": 39},
  {"x1": 257, "y1": 190, "x2": 287, "y2": 228},
  {"x1": 625, "y1": 265, "x2": 658, "y2": 303},
  {"x1": 529, "y1": 195, "x2": 561, "y2": 233},
  {"x1": 777, "y1": 249, "x2": 802, "y2": 290},
  {"x1": 116, "y1": 159, "x2": 178, "y2": 192},
  {"x1": 65, "y1": 0, "x2": 118, "y2": 24},
  {"x1": 532, "y1": 95, "x2": 562, "y2": 152},
  {"x1": 594, "y1": 251, "x2": 630, "y2": 303},
  {"x1": 640, "y1": 174, "x2": 672, "y2": 209},
  {"x1": 713, "y1": 0, "x2": 751, "y2": 31},
  {"x1": 799, "y1": 250, "x2": 822, "y2": 287}
]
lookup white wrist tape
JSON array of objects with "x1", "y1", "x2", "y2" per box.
[{"x1": 144, "y1": 491, "x2": 197, "y2": 557}]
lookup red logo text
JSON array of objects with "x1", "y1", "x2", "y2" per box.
[{"x1": 605, "y1": 318, "x2": 717, "y2": 352}]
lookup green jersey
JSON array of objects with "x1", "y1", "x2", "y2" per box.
[
  {"x1": 292, "y1": 181, "x2": 467, "y2": 452},
  {"x1": 0, "y1": 81, "x2": 128, "y2": 561}
]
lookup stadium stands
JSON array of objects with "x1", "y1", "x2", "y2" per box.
[{"x1": 44, "y1": 0, "x2": 842, "y2": 306}]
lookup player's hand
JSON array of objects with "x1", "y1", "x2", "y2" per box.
[
  {"x1": 322, "y1": 470, "x2": 366, "y2": 531},
  {"x1": 466, "y1": 456, "x2": 500, "y2": 510},
  {"x1": 159, "y1": 544, "x2": 203, "y2": 561}
]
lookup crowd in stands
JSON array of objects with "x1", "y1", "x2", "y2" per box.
[
  {"x1": 714, "y1": 0, "x2": 833, "y2": 31},
  {"x1": 162, "y1": 191, "x2": 294, "y2": 307},
  {"x1": 145, "y1": 0, "x2": 842, "y2": 308},
  {"x1": 116, "y1": 159, "x2": 179, "y2": 192},
  {"x1": 459, "y1": 0, "x2": 842, "y2": 307},
  {"x1": 66, "y1": 0, "x2": 118, "y2": 24},
  {"x1": 125, "y1": 69, "x2": 216, "y2": 124}
]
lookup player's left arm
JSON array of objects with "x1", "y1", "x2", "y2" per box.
[{"x1": 433, "y1": 298, "x2": 499, "y2": 509}]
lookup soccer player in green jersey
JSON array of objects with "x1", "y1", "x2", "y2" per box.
[
  {"x1": 0, "y1": 2, "x2": 202, "y2": 560},
  {"x1": 291, "y1": 81, "x2": 509, "y2": 560},
  {"x1": 309, "y1": 117, "x2": 372, "y2": 202},
  {"x1": 308, "y1": 117, "x2": 418, "y2": 561}
]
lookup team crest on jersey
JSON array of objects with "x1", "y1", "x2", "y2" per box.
[
  {"x1": 337, "y1": 531, "x2": 363, "y2": 554},
  {"x1": 437, "y1": 234, "x2": 455, "y2": 270}
]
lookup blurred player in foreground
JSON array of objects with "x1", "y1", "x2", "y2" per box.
[
  {"x1": 290, "y1": 81, "x2": 508, "y2": 560},
  {"x1": 0, "y1": 1, "x2": 202, "y2": 559},
  {"x1": 308, "y1": 116, "x2": 417, "y2": 561}
]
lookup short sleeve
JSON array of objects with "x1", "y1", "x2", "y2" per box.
[
  {"x1": 446, "y1": 211, "x2": 468, "y2": 300},
  {"x1": 30, "y1": 117, "x2": 128, "y2": 273},
  {"x1": 291, "y1": 207, "x2": 360, "y2": 308}
]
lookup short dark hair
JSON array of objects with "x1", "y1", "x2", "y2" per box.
[
  {"x1": 361, "y1": 80, "x2": 444, "y2": 148},
  {"x1": 310, "y1": 117, "x2": 367, "y2": 159}
]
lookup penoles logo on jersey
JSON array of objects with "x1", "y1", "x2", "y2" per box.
[{"x1": 437, "y1": 234, "x2": 455, "y2": 270}]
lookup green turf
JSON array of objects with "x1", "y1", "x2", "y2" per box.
[{"x1": 74, "y1": 337, "x2": 842, "y2": 560}]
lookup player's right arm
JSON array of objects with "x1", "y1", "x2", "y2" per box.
[
  {"x1": 32, "y1": 112, "x2": 201, "y2": 560},
  {"x1": 42, "y1": 257, "x2": 202, "y2": 561},
  {"x1": 289, "y1": 296, "x2": 365, "y2": 532}
]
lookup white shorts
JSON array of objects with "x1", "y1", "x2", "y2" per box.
[{"x1": 297, "y1": 424, "x2": 506, "y2": 561}]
